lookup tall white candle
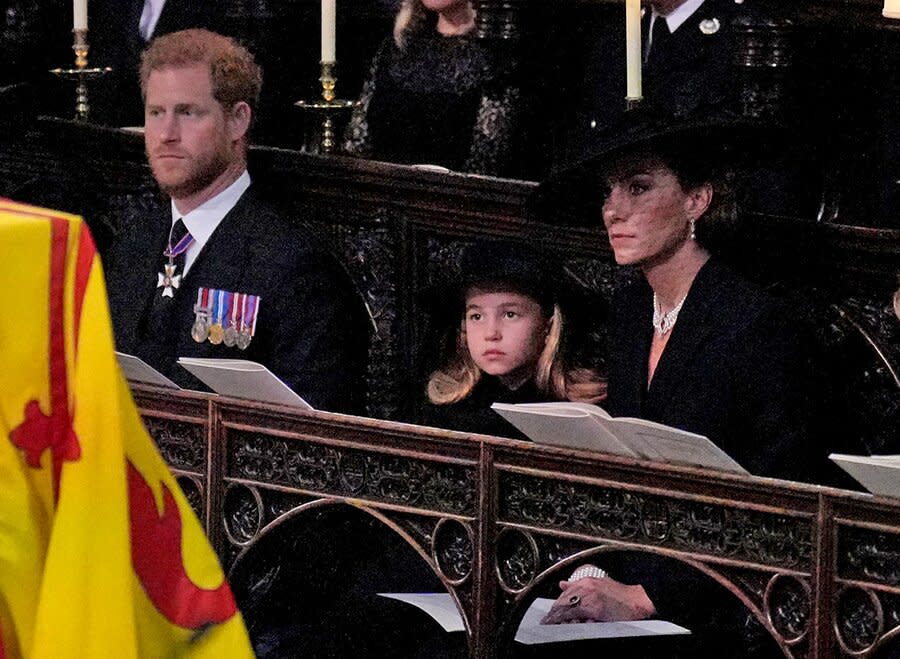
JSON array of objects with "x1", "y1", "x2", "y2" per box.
[
  {"x1": 885, "y1": 0, "x2": 900, "y2": 18},
  {"x1": 625, "y1": 0, "x2": 642, "y2": 100},
  {"x1": 321, "y1": 0, "x2": 336, "y2": 63},
  {"x1": 73, "y1": 0, "x2": 88, "y2": 30}
]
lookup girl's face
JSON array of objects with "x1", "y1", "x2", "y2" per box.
[
  {"x1": 601, "y1": 157, "x2": 711, "y2": 268},
  {"x1": 464, "y1": 287, "x2": 549, "y2": 387}
]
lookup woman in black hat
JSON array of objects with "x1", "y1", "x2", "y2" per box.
[
  {"x1": 537, "y1": 110, "x2": 840, "y2": 656},
  {"x1": 423, "y1": 241, "x2": 605, "y2": 438}
]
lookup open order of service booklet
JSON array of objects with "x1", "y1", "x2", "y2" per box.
[
  {"x1": 492, "y1": 401, "x2": 747, "y2": 475},
  {"x1": 378, "y1": 593, "x2": 690, "y2": 645},
  {"x1": 177, "y1": 357, "x2": 313, "y2": 410},
  {"x1": 830, "y1": 453, "x2": 900, "y2": 498},
  {"x1": 115, "y1": 351, "x2": 181, "y2": 389}
]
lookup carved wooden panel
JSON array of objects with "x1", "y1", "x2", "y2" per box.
[
  {"x1": 498, "y1": 471, "x2": 814, "y2": 570},
  {"x1": 226, "y1": 429, "x2": 478, "y2": 515}
]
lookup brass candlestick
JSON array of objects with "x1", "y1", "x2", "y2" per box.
[
  {"x1": 50, "y1": 29, "x2": 111, "y2": 122},
  {"x1": 295, "y1": 61, "x2": 356, "y2": 154}
]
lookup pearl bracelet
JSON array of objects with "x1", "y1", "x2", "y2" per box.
[{"x1": 568, "y1": 564, "x2": 608, "y2": 581}]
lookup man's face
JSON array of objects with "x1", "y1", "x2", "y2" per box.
[{"x1": 144, "y1": 64, "x2": 238, "y2": 200}]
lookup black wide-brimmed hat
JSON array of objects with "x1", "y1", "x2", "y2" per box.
[
  {"x1": 419, "y1": 240, "x2": 605, "y2": 325},
  {"x1": 418, "y1": 240, "x2": 609, "y2": 373},
  {"x1": 531, "y1": 105, "x2": 783, "y2": 225}
]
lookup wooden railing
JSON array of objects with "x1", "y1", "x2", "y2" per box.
[{"x1": 134, "y1": 384, "x2": 900, "y2": 659}]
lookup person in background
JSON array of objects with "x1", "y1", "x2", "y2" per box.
[
  {"x1": 424, "y1": 241, "x2": 606, "y2": 438},
  {"x1": 343, "y1": 0, "x2": 531, "y2": 177},
  {"x1": 553, "y1": 0, "x2": 741, "y2": 170},
  {"x1": 104, "y1": 29, "x2": 370, "y2": 413},
  {"x1": 91, "y1": 0, "x2": 226, "y2": 126}
]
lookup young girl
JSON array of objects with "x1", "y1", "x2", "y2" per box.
[{"x1": 424, "y1": 241, "x2": 606, "y2": 438}]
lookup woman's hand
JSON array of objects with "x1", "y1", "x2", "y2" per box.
[{"x1": 540, "y1": 577, "x2": 656, "y2": 624}]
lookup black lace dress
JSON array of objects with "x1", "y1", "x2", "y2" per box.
[{"x1": 344, "y1": 30, "x2": 524, "y2": 176}]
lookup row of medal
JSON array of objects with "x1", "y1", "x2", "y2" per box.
[{"x1": 191, "y1": 287, "x2": 261, "y2": 349}]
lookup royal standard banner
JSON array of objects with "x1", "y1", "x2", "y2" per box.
[{"x1": 0, "y1": 201, "x2": 253, "y2": 658}]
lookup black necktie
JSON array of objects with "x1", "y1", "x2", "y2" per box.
[
  {"x1": 164, "y1": 218, "x2": 190, "y2": 291},
  {"x1": 644, "y1": 15, "x2": 671, "y2": 64}
]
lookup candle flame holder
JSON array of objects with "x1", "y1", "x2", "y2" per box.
[
  {"x1": 295, "y1": 61, "x2": 356, "y2": 155},
  {"x1": 50, "y1": 29, "x2": 111, "y2": 122}
]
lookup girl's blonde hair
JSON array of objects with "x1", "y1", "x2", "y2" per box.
[{"x1": 427, "y1": 303, "x2": 606, "y2": 405}]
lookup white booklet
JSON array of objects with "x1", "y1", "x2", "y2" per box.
[
  {"x1": 378, "y1": 593, "x2": 690, "y2": 644},
  {"x1": 492, "y1": 402, "x2": 747, "y2": 475},
  {"x1": 830, "y1": 453, "x2": 900, "y2": 498},
  {"x1": 177, "y1": 358, "x2": 313, "y2": 410},
  {"x1": 115, "y1": 351, "x2": 181, "y2": 389}
]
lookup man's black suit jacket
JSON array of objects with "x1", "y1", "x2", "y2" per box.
[
  {"x1": 605, "y1": 258, "x2": 825, "y2": 483},
  {"x1": 641, "y1": 0, "x2": 737, "y2": 117},
  {"x1": 555, "y1": 0, "x2": 739, "y2": 169},
  {"x1": 90, "y1": 0, "x2": 227, "y2": 126},
  {"x1": 104, "y1": 186, "x2": 370, "y2": 414}
]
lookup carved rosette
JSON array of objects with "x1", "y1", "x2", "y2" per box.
[
  {"x1": 338, "y1": 451, "x2": 368, "y2": 493},
  {"x1": 640, "y1": 498, "x2": 671, "y2": 541},
  {"x1": 433, "y1": 518, "x2": 474, "y2": 585},
  {"x1": 499, "y1": 473, "x2": 812, "y2": 568},
  {"x1": 175, "y1": 474, "x2": 204, "y2": 522},
  {"x1": 840, "y1": 526, "x2": 900, "y2": 587},
  {"x1": 229, "y1": 433, "x2": 288, "y2": 482},
  {"x1": 143, "y1": 416, "x2": 206, "y2": 472},
  {"x1": 496, "y1": 528, "x2": 539, "y2": 593},
  {"x1": 228, "y1": 431, "x2": 476, "y2": 515},
  {"x1": 284, "y1": 442, "x2": 339, "y2": 490},
  {"x1": 836, "y1": 586, "x2": 883, "y2": 654},
  {"x1": 224, "y1": 483, "x2": 263, "y2": 545},
  {"x1": 765, "y1": 574, "x2": 811, "y2": 643}
]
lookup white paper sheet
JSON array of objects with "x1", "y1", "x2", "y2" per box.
[
  {"x1": 177, "y1": 357, "x2": 312, "y2": 409},
  {"x1": 378, "y1": 594, "x2": 691, "y2": 644},
  {"x1": 116, "y1": 351, "x2": 180, "y2": 389},
  {"x1": 378, "y1": 593, "x2": 466, "y2": 632}
]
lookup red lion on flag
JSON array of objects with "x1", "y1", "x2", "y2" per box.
[{"x1": 0, "y1": 200, "x2": 253, "y2": 659}]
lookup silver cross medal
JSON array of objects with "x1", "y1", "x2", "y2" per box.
[{"x1": 157, "y1": 262, "x2": 182, "y2": 298}]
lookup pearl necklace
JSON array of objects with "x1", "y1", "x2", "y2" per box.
[{"x1": 652, "y1": 292, "x2": 687, "y2": 335}]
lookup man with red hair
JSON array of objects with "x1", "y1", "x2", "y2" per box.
[{"x1": 104, "y1": 29, "x2": 369, "y2": 413}]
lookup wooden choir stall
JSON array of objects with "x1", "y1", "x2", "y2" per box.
[{"x1": 1, "y1": 1, "x2": 899, "y2": 654}]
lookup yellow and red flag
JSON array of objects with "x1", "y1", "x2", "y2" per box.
[{"x1": 0, "y1": 200, "x2": 254, "y2": 658}]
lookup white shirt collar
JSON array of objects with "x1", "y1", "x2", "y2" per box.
[
  {"x1": 170, "y1": 170, "x2": 251, "y2": 275},
  {"x1": 654, "y1": 0, "x2": 707, "y2": 33},
  {"x1": 138, "y1": 0, "x2": 166, "y2": 41}
]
